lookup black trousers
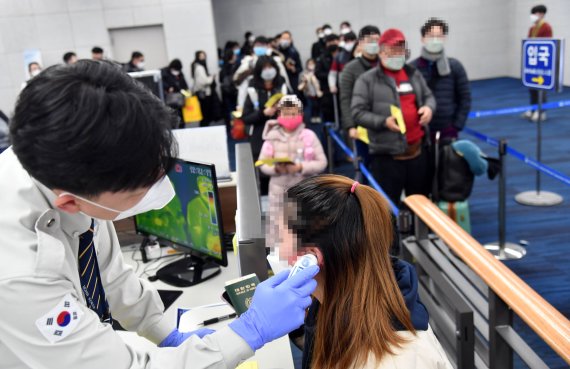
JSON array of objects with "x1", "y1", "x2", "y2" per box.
[
  {"x1": 369, "y1": 147, "x2": 431, "y2": 207},
  {"x1": 529, "y1": 89, "x2": 547, "y2": 108}
]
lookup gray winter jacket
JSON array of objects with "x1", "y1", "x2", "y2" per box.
[
  {"x1": 351, "y1": 64, "x2": 436, "y2": 156},
  {"x1": 339, "y1": 57, "x2": 378, "y2": 131}
]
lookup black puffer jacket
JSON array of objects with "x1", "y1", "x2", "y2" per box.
[{"x1": 410, "y1": 57, "x2": 471, "y2": 132}]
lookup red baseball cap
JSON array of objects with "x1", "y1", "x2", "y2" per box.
[{"x1": 378, "y1": 28, "x2": 406, "y2": 46}]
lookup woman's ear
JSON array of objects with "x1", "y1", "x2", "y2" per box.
[{"x1": 303, "y1": 246, "x2": 324, "y2": 268}]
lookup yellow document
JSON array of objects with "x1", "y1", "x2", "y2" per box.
[
  {"x1": 236, "y1": 362, "x2": 258, "y2": 369},
  {"x1": 265, "y1": 93, "x2": 284, "y2": 108},
  {"x1": 356, "y1": 126, "x2": 369, "y2": 144},
  {"x1": 390, "y1": 105, "x2": 407, "y2": 134},
  {"x1": 254, "y1": 157, "x2": 293, "y2": 167}
]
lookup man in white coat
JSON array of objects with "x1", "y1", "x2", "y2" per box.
[{"x1": 0, "y1": 60, "x2": 318, "y2": 368}]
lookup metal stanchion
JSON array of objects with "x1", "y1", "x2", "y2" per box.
[
  {"x1": 484, "y1": 139, "x2": 527, "y2": 260},
  {"x1": 325, "y1": 124, "x2": 334, "y2": 174},
  {"x1": 352, "y1": 139, "x2": 363, "y2": 183},
  {"x1": 515, "y1": 90, "x2": 563, "y2": 206}
]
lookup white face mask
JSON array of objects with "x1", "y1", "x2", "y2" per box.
[
  {"x1": 424, "y1": 37, "x2": 444, "y2": 53},
  {"x1": 30, "y1": 69, "x2": 41, "y2": 77},
  {"x1": 341, "y1": 27, "x2": 351, "y2": 35},
  {"x1": 530, "y1": 14, "x2": 540, "y2": 24},
  {"x1": 344, "y1": 42, "x2": 355, "y2": 52},
  {"x1": 261, "y1": 67, "x2": 277, "y2": 81},
  {"x1": 363, "y1": 42, "x2": 380, "y2": 56},
  {"x1": 171, "y1": 69, "x2": 180, "y2": 76},
  {"x1": 60, "y1": 176, "x2": 175, "y2": 221},
  {"x1": 323, "y1": 28, "x2": 333, "y2": 36},
  {"x1": 136, "y1": 61, "x2": 145, "y2": 69}
]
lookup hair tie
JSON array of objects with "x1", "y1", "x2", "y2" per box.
[{"x1": 350, "y1": 181, "x2": 359, "y2": 193}]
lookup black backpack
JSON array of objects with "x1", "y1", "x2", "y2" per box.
[{"x1": 433, "y1": 136, "x2": 474, "y2": 202}]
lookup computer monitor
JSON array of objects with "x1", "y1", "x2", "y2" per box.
[
  {"x1": 128, "y1": 70, "x2": 165, "y2": 102},
  {"x1": 135, "y1": 159, "x2": 227, "y2": 286}
]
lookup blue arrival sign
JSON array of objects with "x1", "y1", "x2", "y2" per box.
[{"x1": 521, "y1": 39, "x2": 564, "y2": 92}]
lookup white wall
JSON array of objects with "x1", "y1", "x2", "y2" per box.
[
  {"x1": 212, "y1": 0, "x2": 514, "y2": 82},
  {"x1": 507, "y1": 0, "x2": 570, "y2": 86},
  {"x1": 0, "y1": 0, "x2": 218, "y2": 114}
]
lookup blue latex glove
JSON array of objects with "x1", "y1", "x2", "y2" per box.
[
  {"x1": 229, "y1": 265, "x2": 319, "y2": 351},
  {"x1": 158, "y1": 328, "x2": 216, "y2": 347}
]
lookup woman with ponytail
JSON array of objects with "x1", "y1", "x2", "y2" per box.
[{"x1": 278, "y1": 174, "x2": 452, "y2": 369}]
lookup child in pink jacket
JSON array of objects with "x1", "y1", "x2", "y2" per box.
[{"x1": 258, "y1": 95, "x2": 328, "y2": 248}]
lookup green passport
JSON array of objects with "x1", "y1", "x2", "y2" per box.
[{"x1": 224, "y1": 273, "x2": 260, "y2": 316}]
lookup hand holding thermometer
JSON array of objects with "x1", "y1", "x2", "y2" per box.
[{"x1": 288, "y1": 254, "x2": 318, "y2": 278}]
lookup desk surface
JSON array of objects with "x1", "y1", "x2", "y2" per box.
[{"x1": 120, "y1": 245, "x2": 294, "y2": 369}]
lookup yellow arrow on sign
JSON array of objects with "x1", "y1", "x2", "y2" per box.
[{"x1": 531, "y1": 75, "x2": 545, "y2": 85}]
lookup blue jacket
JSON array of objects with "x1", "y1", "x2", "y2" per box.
[{"x1": 411, "y1": 57, "x2": 471, "y2": 132}]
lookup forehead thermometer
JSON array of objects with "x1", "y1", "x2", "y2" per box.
[{"x1": 288, "y1": 254, "x2": 318, "y2": 278}]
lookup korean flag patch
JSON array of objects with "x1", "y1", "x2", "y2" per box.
[{"x1": 36, "y1": 293, "x2": 84, "y2": 343}]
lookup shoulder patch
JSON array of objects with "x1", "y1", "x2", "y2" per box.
[{"x1": 36, "y1": 293, "x2": 84, "y2": 344}]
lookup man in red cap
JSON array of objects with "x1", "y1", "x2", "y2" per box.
[{"x1": 351, "y1": 28, "x2": 436, "y2": 206}]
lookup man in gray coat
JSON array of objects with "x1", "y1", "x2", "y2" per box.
[{"x1": 351, "y1": 29, "x2": 436, "y2": 206}]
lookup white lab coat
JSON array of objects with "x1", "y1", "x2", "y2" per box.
[{"x1": 0, "y1": 148, "x2": 253, "y2": 368}]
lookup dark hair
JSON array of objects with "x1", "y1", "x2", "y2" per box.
[
  {"x1": 253, "y1": 36, "x2": 268, "y2": 45},
  {"x1": 245, "y1": 31, "x2": 253, "y2": 39},
  {"x1": 169, "y1": 58, "x2": 183, "y2": 71},
  {"x1": 531, "y1": 5, "x2": 547, "y2": 14},
  {"x1": 344, "y1": 31, "x2": 357, "y2": 42},
  {"x1": 421, "y1": 18, "x2": 449, "y2": 37},
  {"x1": 322, "y1": 24, "x2": 332, "y2": 30},
  {"x1": 224, "y1": 40, "x2": 239, "y2": 51},
  {"x1": 28, "y1": 62, "x2": 40, "y2": 72},
  {"x1": 63, "y1": 52, "x2": 76, "y2": 63},
  {"x1": 91, "y1": 46, "x2": 103, "y2": 54},
  {"x1": 191, "y1": 51, "x2": 208, "y2": 78},
  {"x1": 325, "y1": 34, "x2": 340, "y2": 43},
  {"x1": 252, "y1": 55, "x2": 282, "y2": 88},
  {"x1": 359, "y1": 25, "x2": 381, "y2": 39},
  {"x1": 281, "y1": 30, "x2": 292, "y2": 38},
  {"x1": 340, "y1": 21, "x2": 351, "y2": 28},
  {"x1": 10, "y1": 60, "x2": 178, "y2": 197},
  {"x1": 131, "y1": 51, "x2": 143, "y2": 60}
]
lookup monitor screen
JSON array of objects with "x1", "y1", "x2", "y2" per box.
[{"x1": 135, "y1": 159, "x2": 227, "y2": 266}]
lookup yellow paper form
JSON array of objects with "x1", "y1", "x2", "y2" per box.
[
  {"x1": 236, "y1": 362, "x2": 258, "y2": 369},
  {"x1": 356, "y1": 126, "x2": 369, "y2": 144},
  {"x1": 390, "y1": 105, "x2": 407, "y2": 134},
  {"x1": 265, "y1": 93, "x2": 284, "y2": 108},
  {"x1": 254, "y1": 157, "x2": 293, "y2": 167}
]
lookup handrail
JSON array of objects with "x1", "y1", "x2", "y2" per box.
[{"x1": 404, "y1": 194, "x2": 570, "y2": 364}]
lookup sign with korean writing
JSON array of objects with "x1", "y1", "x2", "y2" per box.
[{"x1": 521, "y1": 39, "x2": 564, "y2": 91}]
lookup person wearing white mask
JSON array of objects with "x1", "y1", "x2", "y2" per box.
[
  {"x1": 411, "y1": 18, "x2": 471, "y2": 143},
  {"x1": 339, "y1": 25, "x2": 381, "y2": 173},
  {"x1": 161, "y1": 59, "x2": 189, "y2": 128},
  {"x1": 0, "y1": 60, "x2": 319, "y2": 369},
  {"x1": 278, "y1": 31, "x2": 303, "y2": 95},
  {"x1": 329, "y1": 31, "x2": 357, "y2": 95},
  {"x1": 339, "y1": 21, "x2": 352, "y2": 35},
  {"x1": 352, "y1": 28, "x2": 436, "y2": 207},
  {"x1": 123, "y1": 51, "x2": 145, "y2": 73},
  {"x1": 522, "y1": 4, "x2": 552, "y2": 122},
  {"x1": 21, "y1": 62, "x2": 43, "y2": 90}
]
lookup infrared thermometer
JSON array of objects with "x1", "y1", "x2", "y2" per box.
[{"x1": 288, "y1": 254, "x2": 318, "y2": 278}]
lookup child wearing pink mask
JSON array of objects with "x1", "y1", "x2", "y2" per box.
[{"x1": 258, "y1": 95, "x2": 328, "y2": 243}]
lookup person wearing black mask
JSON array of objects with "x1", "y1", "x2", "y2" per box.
[
  {"x1": 278, "y1": 31, "x2": 303, "y2": 96},
  {"x1": 241, "y1": 56, "x2": 288, "y2": 194},
  {"x1": 191, "y1": 51, "x2": 219, "y2": 127},
  {"x1": 311, "y1": 24, "x2": 332, "y2": 60},
  {"x1": 315, "y1": 34, "x2": 340, "y2": 123}
]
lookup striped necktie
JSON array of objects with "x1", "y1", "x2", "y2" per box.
[{"x1": 78, "y1": 219, "x2": 112, "y2": 323}]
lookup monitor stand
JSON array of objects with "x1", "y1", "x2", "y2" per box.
[{"x1": 156, "y1": 255, "x2": 221, "y2": 287}]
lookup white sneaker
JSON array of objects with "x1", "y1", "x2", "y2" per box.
[
  {"x1": 522, "y1": 110, "x2": 533, "y2": 120},
  {"x1": 531, "y1": 111, "x2": 547, "y2": 122}
]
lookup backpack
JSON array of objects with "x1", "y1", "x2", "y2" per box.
[{"x1": 433, "y1": 136, "x2": 474, "y2": 202}]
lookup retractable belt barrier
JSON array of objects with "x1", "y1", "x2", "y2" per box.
[
  {"x1": 468, "y1": 99, "x2": 570, "y2": 118},
  {"x1": 462, "y1": 127, "x2": 570, "y2": 187},
  {"x1": 325, "y1": 126, "x2": 400, "y2": 216}
]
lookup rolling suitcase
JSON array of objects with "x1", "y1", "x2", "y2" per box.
[{"x1": 437, "y1": 200, "x2": 471, "y2": 234}]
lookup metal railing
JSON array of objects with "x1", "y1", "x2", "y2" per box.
[{"x1": 402, "y1": 195, "x2": 570, "y2": 369}]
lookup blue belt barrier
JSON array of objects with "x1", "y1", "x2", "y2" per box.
[
  {"x1": 468, "y1": 99, "x2": 570, "y2": 119},
  {"x1": 326, "y1": 126, "x2": 400, "y2": 216},
  {"x1": 463, "y1": 127, "x2": 570, "y2": 187}
]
